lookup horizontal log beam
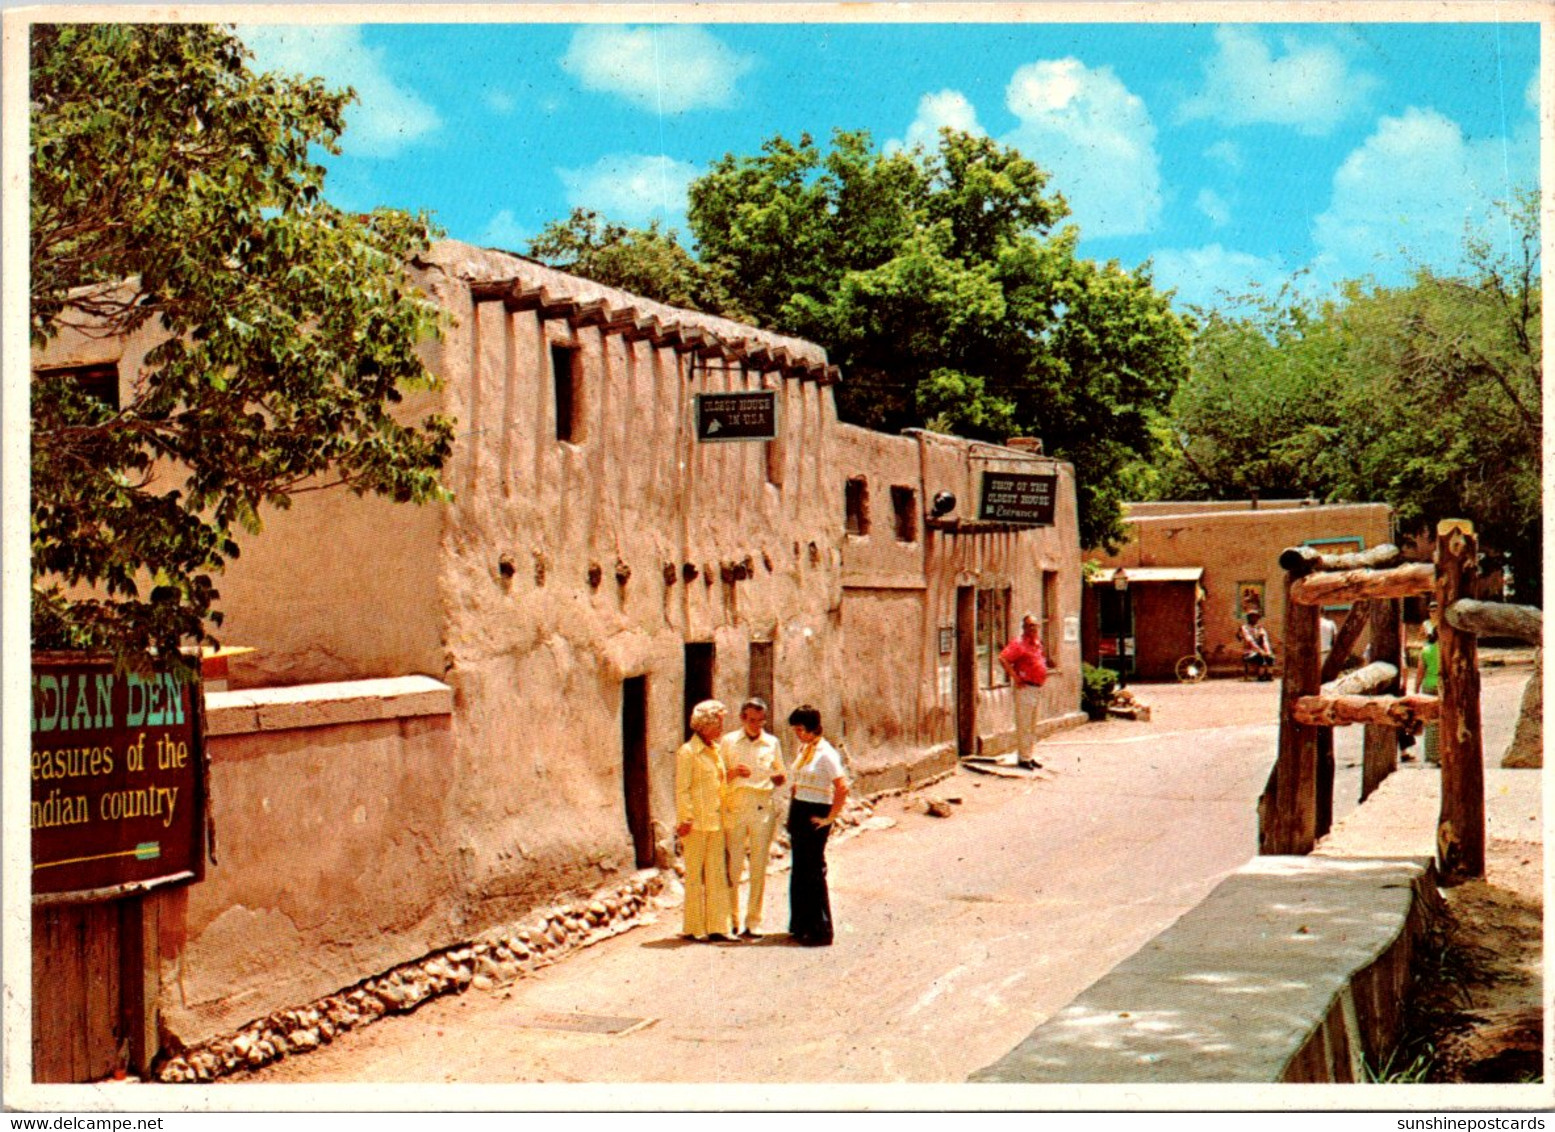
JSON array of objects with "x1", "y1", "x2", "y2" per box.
[
  {"x1": 1323, "y1": 660, "x2": 1397, "y2": 697},
  {"x1": 1445, "y1": 599, "x2": 1542, "y2": 645},
  {"x1": 1293, "y1": 693, "x2": 1440, "y2": 729},
  {"x1": 1280, "y1": 543, "x2": 1404, "y2": 577},
  {"x1": 1289, "y1": 562, "x2": 1436, "y2": 606}
]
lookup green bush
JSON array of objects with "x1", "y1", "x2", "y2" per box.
[{"x1": 1082, "y1": 662, "x2": 1118, "y2": 720}]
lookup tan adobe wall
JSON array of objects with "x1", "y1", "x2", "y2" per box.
[
  {"x1": 416, "y1": 245, "x2": 846, "y2": 927},
  {"x1": 1091, "y1": 503, "x2": 1394, "y2": 673},
  {"x1": 162, "y1": 678, "x2": 458, "y2": 1046}
]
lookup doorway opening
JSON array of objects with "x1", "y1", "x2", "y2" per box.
[
  {"x1": 621, "y1": 676, "x2": 653, "y2": 868},
  {"x1": 955, "y1": 586, "x2": 977, "y2": 758},
  {"x1": 683, "y1": 643, "x2": 715, "y2": 738}
]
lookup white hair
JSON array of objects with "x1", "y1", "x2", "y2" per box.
[{"x1": 689, "y1": 699, "x2": 727, "y2": 732}]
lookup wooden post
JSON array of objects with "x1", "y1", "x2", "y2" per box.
[
  {"x1": 1262, "y1": 571, "x2": 1322, "y2": 854},
  {"x1": 1362, "y1": 598, "x2": 1403, "y2": 801},
  {"x1": 1436, "y1": 520, "x2": 1484, "y2": 883}
]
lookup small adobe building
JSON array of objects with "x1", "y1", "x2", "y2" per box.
[
  {"x1": 1084, "y1": 498, "x2": 1395, "y2": 679},
  {"x1": 31, "y1": 241, "x2": 1084, "y2": 1051}
]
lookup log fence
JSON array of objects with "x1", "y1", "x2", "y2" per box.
[{"x1": 1257, "y1": 523, "x2": 1528, "y2": 884}]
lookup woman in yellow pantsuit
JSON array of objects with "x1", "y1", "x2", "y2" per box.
[{"x1": 676, "y1": 699, "x2": 733, "y2": 941}]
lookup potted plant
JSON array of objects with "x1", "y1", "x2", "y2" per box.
[{"x1": 1081, "y1": 662, "x2": 1118, "y2": 721}]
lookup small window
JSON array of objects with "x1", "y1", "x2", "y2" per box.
[
  {"x1": 551, "y1": 344, "x2": 581, "y2": 442},
  {"x1": 37, "y1": 363, "x2": 119, "y2": 411},
  {"x1": 1042, "y1": 571, "x2": 1060, "y2": 665},
  {"x1": 845, "y1": 476, "x2": 870, "y2": 536},
  {"x1": 891, "y1": 486, "x2": 917, "y2": 542}
]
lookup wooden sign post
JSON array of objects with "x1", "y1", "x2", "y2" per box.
[{"x1": 1434, "y1": 520, "x2": 1484, "y2": 883}]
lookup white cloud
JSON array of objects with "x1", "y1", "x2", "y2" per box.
[
  {"x1": 1196, "y1": 188, "x2": 1231, "y2": 228},
  {"x1": 485, "y1": 90, "x2": 516, "y2": 116},
  {"x1": 480, "y1": 210, "x2": 529, "y2": 252},
  {"x1": 558, "y1": 153, "x2": 701, "y2": 229},
  {"x1": 239, "y1": 26, "x2": 441, "y2": 158},
  {"x1": 1180, "y1": 26, "x2": 1377, "y2": 136},
  {"x1": 560, "y1": 26, "x2": 754, "y2": 113},
  {"x1": 1001, "y1": 58, "x2": 1161, "y2": 238},
  {"x1": 1204, "y1": 140, "x2": 1243, "y2": 171},
  {"x1": 1526, "y1": 72, "x2": 1539, "y2": 110},
  {"x1": 886, "y1": 89, "x2": 985, "y2": 155},
  {"x1": 1148, "y1": 244, "x2": 1292, "y2": 312},
  {"x1": 1312, "y1": 106, "x2": 1534, "y2": 281}
]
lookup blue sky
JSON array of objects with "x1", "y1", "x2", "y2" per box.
[{"x1": 237, "y1": 19, "x2": 1541, "y2": 313}]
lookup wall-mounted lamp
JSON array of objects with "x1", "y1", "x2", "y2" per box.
[
  {"x1": 930, "y1": 491, "x2": 957, "y2": 518},
  {"x1": 1113, "y1": 568, "x2": 1130, "y2": 592}
]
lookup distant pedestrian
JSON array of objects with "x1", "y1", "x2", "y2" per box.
[
  {"x1": 999, "y1": 613, "x2": 1049, "y2": 769},
  {"x1": 1239, "y1": 610, "x2": 1276, "y2": 679},
  {"x1": 721, "y1": 698, "x2": 787, "y2": 938},
  {"x1": 786, "y1": 704, "x2": 848, "y2": 947},
  {"x1": 1319, "y1": 612, "x2": 1338, "y2": 670},
  {"x1": 1415, "y1": 627, "x2": 1442, "y2": 765},
  {"x1": 676, "y1": 699, "x2": 733, "y2": 941}
]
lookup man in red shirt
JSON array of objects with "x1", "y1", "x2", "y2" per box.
[{"x1": 999, "y1": 613, "x2": 1049, "y2": 770}]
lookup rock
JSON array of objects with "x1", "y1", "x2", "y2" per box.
[
  {"x1": 472, "y1": 974, "x2": 496, "y2": 993},
  {"x1": 494, "y1": 945, "x2": 514, "y2": 962},
  {"x1": 288, "y1": 1029, "x2": 320, "y2": 1052},
  {"x1": 925, "y1": 798, "x2": 954, "y2": 818},
  {"x1": 588, "y1": 901, "x2": 608, "y2": 918}
]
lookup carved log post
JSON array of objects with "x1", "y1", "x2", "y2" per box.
[
  {"x1": 1362, "y1": 598, "x2": 1404, "y2": 801},
  {"x1": 1261, "y1": 571, "x2": 1322, "y2": 855},
  {"x1": 1436, "y1": 520, "x2": 1484, "y2": 883}
]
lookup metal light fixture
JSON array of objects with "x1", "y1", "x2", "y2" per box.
[{"x1": 1113, "y1": 567, "x2": 1129, "y2": 591}]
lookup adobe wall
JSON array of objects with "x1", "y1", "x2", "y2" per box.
[
  {"x1": 833, "y1": 425, "x2": 1084, "y2": 790},
  {"x1": 161, "y1": 679, "x2": 459, "y2": 1046},
  {"x1": 414, "y1": 245, "x2": 847, "y2": 926},
  {"x1": 1092, "y1": 503, "x2": 1394, "y2": 674}
]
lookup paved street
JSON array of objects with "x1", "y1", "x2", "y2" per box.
[{"x1": 244, "y1": 669, "x2": 1529, "y2": 1085}]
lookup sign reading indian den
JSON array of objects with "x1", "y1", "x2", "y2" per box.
[
  {"x1": 978, "y1": 471, "x2": 1059, "y2": 526},
  {"x1": 31, "y1": 654, "x2": 208, "y2": 901},
  {"x1": 695, "y1": 390, "x2": 778, "y2": 442}
]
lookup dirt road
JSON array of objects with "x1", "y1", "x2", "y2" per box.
[{"x1": 242, "y1": 670, "x2": 1529, "y2": 1085}]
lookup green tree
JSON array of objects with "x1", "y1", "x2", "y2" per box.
[
  {"x1": 31, "y1": 24, "x2": 455, "y2": 674},
  {"x1": 1156, "y1": 192, "x2": 1541, "y2": 604},
  {"x1": 528, "y1": 208, "x2": 746, "y2": 319},
  {"x1": 686, "y1": 128, "x2": 1191, "y2": 549}
]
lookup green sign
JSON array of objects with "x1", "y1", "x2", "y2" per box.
[{"x1": 32, "y1": 654, "x2": 208, "y2": 900}]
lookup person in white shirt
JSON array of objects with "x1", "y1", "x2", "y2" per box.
[
  {"x1": 1319, "y1": 612, "x2": 1338, "y2": 670},
  {"x1": 720, "y1": 698, "x2": 787, "y2": 938},
  {"x1": 785, "y1": 704, "x2": 848, "y2": 947}
]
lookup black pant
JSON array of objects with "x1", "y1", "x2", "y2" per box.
[{"x1": 788, "y1": 799, "x2": 834, "y2": 944}]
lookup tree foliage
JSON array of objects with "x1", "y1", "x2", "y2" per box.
[
  {"x1": 528, "y1": 208, "x2": 745, "y2": 320},
  {"x1": 1157, "y1": 191, "x2": 1542, "y2": 604},
  {"x1": 31, "y1": 24, "x2": 455, "y2": 673},
  {"x1": 685, "y1": 129, "x2": 1192, "y2": 549}
]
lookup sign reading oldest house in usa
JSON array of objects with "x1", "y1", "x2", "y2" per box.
[
  {"x1": 694, "y1": 390, "x2": 778, "y2": 442},
  {"x1": 978, "y1": 471, "x2": 1059, "y2": 526},
  {"x1": 31, "y1": 654, "x2": 208, "y2": 900}
]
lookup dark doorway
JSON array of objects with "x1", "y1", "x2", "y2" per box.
[
  {"x1": 683, "y1": 643, "x2": 715, "y2": 738},
  {"x1": 955, "y1": 586, "x2": 977, "y2": 758},
  {"x1": 621, "y1": 676, "x2": 653, "y2": 868},
  {"x1": 748, "y1": 640, "x2": 775, "y2": 720}
]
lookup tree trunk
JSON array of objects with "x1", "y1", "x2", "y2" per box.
[
  {"x1": 1293, "y1": 693, "x2": 1440, "y2": 728},
  {"x1": 1320, "y1": 600, "x2": 1371, "y2": 682},
  {"x1": 1502, "y1": 650, "x2": 1542, "y2": 768},
  {"x1": 1444, "y1": 599, "x2": 1542, "y2": 645},
  {"x1": 1289, "y1": 562, "x2": 1436, "y2": 606},
  {"x1": 1278, "y1": 543, "x2": 1403, "y2": 577},
  {"x1": 1362, "y1": 599, "x2": 1403, "y2": 800},
  {"x1": 1262, "y1": 571, "x2": 1321, "y2": 855},
  {"x1": 1435, "y1": 520, "x2": 1484, "y2": 884}
]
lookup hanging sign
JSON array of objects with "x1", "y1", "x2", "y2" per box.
[
  {"x1": 695, "y1": 391, "x2": 778, "y2": 442},
  {"x1": 978, "y1": 471, "x2": 1058, "y2": 526},
  {"x1": 31, "y1": 654, "x2": 208, "y2": 901}
]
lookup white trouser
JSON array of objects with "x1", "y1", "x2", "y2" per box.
[
  {"x1": 723, "y1": 790, "x2": 778, "y2": 932},
  {"x1": 1013, "y1": 682, "x2": 1042, "y2": 761}
]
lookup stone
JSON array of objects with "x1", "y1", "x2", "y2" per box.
[
  {"x1": 288, "y1": 1029, "x2": 320, "y2": 1052},
  {"x1": 925, "y1": 798, "x2": 954, "y2": 818},
  {"x1": 472, "y1": 974, "x2": 496, "y2": 993},
  {"x1": 589, "y1": 901, "x2": 608, "y2": 918}
]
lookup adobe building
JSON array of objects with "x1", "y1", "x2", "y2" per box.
[
  {"x1": 31, "y1": 241, "x2": 1082, "y2": 1060},
  {"x1": 1084, "y1": 499, "x2": 1394, "y2": 679}
]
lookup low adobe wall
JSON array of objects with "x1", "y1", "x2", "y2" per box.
[{"x1": 160, "y1": 678, "x2": 460, "y2": 1046}]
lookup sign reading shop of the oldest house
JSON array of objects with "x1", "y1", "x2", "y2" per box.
[
  {"x1": 31, "y1": 653, "x2": 209, "y2": 902},
  {"x1": 978, "y1": 470, "x2": 1059, "y2": 526},
  {"x1": 695, "y1": 390, "x2": 778, "y2": 443}
]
